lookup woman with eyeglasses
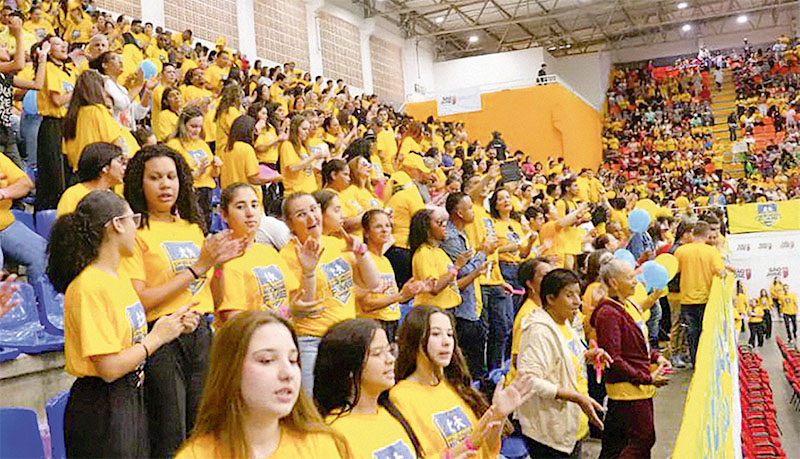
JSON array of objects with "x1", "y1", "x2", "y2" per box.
[
  {"x1": 279, "y1": 192, "x2": 381, "y2": 396},
  {"x1": 48, "y1": 190, "x2": 192, "y2": 458},
  {"x1": 118, "y1": 145, "x2": 245, "y2": 457},
  {"x1": 57, "y1": 142, "x2": 127, "y2": 217}
]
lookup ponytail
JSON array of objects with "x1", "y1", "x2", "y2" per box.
[{"x1": 47, "y1": 191, "x2": 128, "y2": 293}]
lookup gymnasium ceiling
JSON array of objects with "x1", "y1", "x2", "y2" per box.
[{"x1": 351, "y1": 0, "x2": 799, "y2": 59}]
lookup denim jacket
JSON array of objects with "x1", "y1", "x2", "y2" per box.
[{"x1": 441, "y1": 221, "x2": 486, "y2": 321}]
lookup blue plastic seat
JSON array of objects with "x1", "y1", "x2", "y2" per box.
[
  {"x1": 0, "y1": 282, "x2": 64, "y2": 354},
  {"x1": 33, "y1": 279, "x2": 64, "y2": 336},
  {"x1": 46, "y1": 390, "x2": 70, "y2": 459},
  {"x1": 0, "y1": 346, "x2": 20, "y2": 363},
  {"x1": 499, "y1": 436, "x2": 528, "y2": 459},
  {"x1": 10, "y1": 209, "x2": 35, "y2": 232},
  {"x1": 35, "y1": 210, "x2": 58, "y2": 240},
  {"x1": 0, "y1": 407, "x2": 45, "y2": 459},
  {"x1": 210, "y1": 186, "x2": 221, "y2": 207},
  {"x1": 209, "y1": 212, "x2": 227, "y2": 233}
]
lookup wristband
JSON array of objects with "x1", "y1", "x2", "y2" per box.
[
  {"x1": 448, "y1": 265, "x2": 459, "y2": 277},
  {"x1": 464, "y1": 436, "x2": 479, "y2": 451},
  {"x1": 213, "y1": 267, "x2": 224, "y2": 279},
  {"x1": 141, "y1": 341, "x2": 150, "y2": 360},
  {"x1": 353, "y1": 242, "x2": 367, "y2": 256},
  {"x1": 303, "y1": 271, "x2": 315, "y2": 279}
]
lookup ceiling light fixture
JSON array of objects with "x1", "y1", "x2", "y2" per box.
[
  {"x1": 548, "y1": 46, "x2": 556, "y2": 51},
  {"x1": 468, "y1": 35, "x2": 479, "y2": 43},
  {"x1": 736, "y1": 15, "x2": 748, "y2": 24},
  {"x1": 677, "y1": 2, "x2": 688, "y2": 9},
  {"x1": 682, "y1": 24, "x2": 692, "y2": 32},
  {"x1": 435, "y1": 16, "x2": 444, "y2": 24}
]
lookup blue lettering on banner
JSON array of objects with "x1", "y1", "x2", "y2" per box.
[
  {"x1": 252, "y1": 265, "x2": 288, "y2": 311},
  {"x1": 161, "y1": 241, "x2": 205, "y2": 295},
  {"x1": 372, "y1": 439, "x2": 414, "y2": 459},
  {"x1": 431, "y1": 406, "x2": 474, "y2": 447},
  {"x1": 125, "y1": 303, "x2": 147, "y2": 344},
  {"x1": 320, "y1": 258, "x2": 353, "y2": 305}
]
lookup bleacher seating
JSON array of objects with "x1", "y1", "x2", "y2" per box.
[
  {"x1": 738, "y1": 345, "x2": 787, "y2": 458},
  {"x1": 46, "y1": 390, "x2": 70, "y2": 459},
  {"x1": 0, "y1": 407, "x2": 46, "y2": 459},
  {"x1": 0, "y1": 283, "x2": 64, "y2": 355}
]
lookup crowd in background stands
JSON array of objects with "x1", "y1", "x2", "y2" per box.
[{"x1": 0, "y1": 1, "x2": 797, "y2": 459}]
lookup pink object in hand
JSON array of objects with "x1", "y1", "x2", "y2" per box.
[{"x1": 259, "y1": 164, "x2": 279, "y2": 181}]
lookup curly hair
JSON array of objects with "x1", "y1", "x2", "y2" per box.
[
  {"x1": 123, "y1": 144, "x2": 206, "y2": 232},
  {"x1": 407, "y1": 208, "x2": 433, "y2": 258},
  {"x1": 47, "y1": 190, "x2": 128, "y2": 293}
]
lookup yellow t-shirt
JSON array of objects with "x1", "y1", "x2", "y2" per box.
[
  {"x1": 338, "y1": 186, "x2": 365, "y2": 238},
  {"x1": 279, "y1": 141, "x2": 317, "y2": 194},
  {"x1": 0, "y1": 154, "x2": 27, "y2": 231},
  {"x1": 215, "y1": 106, "x2": 241, "y2": 150},
  {"x1": 176, "y1": 427, "x2": 343, "y2": 459},
  {"x1": 376, "y1": 130, "x2": 398, "y2": 174},
  {"x1": 150, "y1": 84, "x2": 168, "y2": 129},
  {"x1": 385, "y1": 186, "x2": 425, "y2": 249},
  {"x1": 117, "y1": 219, "x2": 214, "y2": 321},
  {"x1": 62, "y1": 104, "x2": 126, "y2": 171},
  {"x1": 38, "y1": 61, "x2": 75, "y2": 118},
  {"x1": 56, "y1": 182, "x2": 94, "y2": 217},
  {"x1": 64, "y1": 15, "x2": 91, "y2": 43},
  {"x1": 557, "y1": 322, "x2": 589, "y2": 441},
  {"x1": 64, "y1": 266, "x2": 147, "y2": 378},
  {"x1": 539, "y1": 221, "x2": 565, "y2": 268},
  {"x1": 390, "y1": 380, "x2": 491, "y2": 458},
  {"x1": 508, "y1": 297, "x2": 540, "y2": 384},
  {"x1": 255, "y1": 124, "x2": 280, "y2": 164},
  {"x1": 155, "y1": 110, "x2": 179, "y2": 143},
  {"x1": 749, "y1": 300, "x2": 766, "y2": 323},
  {"x1": 782, "y1": 293, "x2": 798, "y2": 315},
  {"x1": 280, "y1": 236, "x2": 357, "y2": 336},
  {"x1": 329, "y1": 408, "x2": 416, "y2": 459},
  {"x1": 398, "y1": 137, "x2": 422, "y2": 158},
  {"x1": 674, "y1": 242, "x2": 724, "y2": 304},
  {"x1": 204, "y1": 64, "x2": 229, "y2": 93},
  {"x1": 412, "y1": 243, "x2": 461, "y2": 309},
  {"x1": 180, "y1": 84, "x2": 212, "y2": 104},
  {"x1": 494, "y1": 218, "x2": 524, "y2": 263},
  {"x1": 357, "y1": 251, "x2": 401, "y2": 322},
  {"x1": 219, "y1": 141, "x2": 262, "y2": 204},
  {"x1": 468, "y1": 205, "x2": 503, "y2": 286},
  {"x1": 166, "y1": 138, "x2": 217, "y2": 190},
  {"x1": 218, "y1": 244, "x2": 300, "y2": 315},
  {"x1": 24, "y1": 19, "x2": 55, "y2": 41}
]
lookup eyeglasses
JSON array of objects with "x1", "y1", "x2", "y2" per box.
[
  {"x1": 369, "y1": 343, "x2": 398, "y2": 359},
  {"x1": 110, "y1": 213, "x2": 142, "y2": 227},
  {"x1": 292, "y1": 203, "x2": 321, "y2": 221}
]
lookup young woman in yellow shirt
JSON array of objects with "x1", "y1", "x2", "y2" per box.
[
  {"x1": 154, "y1": 87, "x2": 181, "y2": 142},
  {"x1": 321, "y1": 159, "x2": 364, "y2": 235},
  {"x1": 214, "y1": 84, "x2": 243, "y2": 149},
  {"x1": 219, "y1": 115, "x2": 274, "y2": 205},
  {"x1": 280, "y1": 116, "x2": 322, "y2": 194},
  {"x1": 176, "y1": 311, "x2": 350, "y2": 459},
  {"x1": 409, "y1": 208, "x2": 466, "y2": 310},
  {"x1": 48, "y1": 190, "x2": 190, "y2": 458},
  {"x1": 57, "y1": 142, "x2": 126, "y2": 217},
  {"x1": 119, "y1": 145, "x2": 245, "y2": 457},
  {"x1": 390, "y1": 306, "x2": 535, "y2": 458},
  {"x1": 166, "y1": 107, "x2": 220, "y2": 221}
]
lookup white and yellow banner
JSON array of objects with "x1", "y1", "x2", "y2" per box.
[{"x1": 726, "y1": 200, "x2": 800, "y2": 234}]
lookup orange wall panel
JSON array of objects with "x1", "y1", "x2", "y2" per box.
[{"x1": 405, "y1": 84, "x2": 602, "y2": 170}]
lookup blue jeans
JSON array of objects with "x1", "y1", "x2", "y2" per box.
[
  {"x1": 20, "y1": 114, "x2": 42, "y2": 169},
  {"x1": 646, "y1": 301, "x2": 662, "y2": 349},
  {"x1": 481, "y1": 284, "x2": 513, "y2": 371},
  {"x1": 297, "y1": 336, "x2": 321, "y2": 397},
  {"x1": 0, "y1": 220, "x2": 47, "y2": 283},
  {"x1": 680, "y1": 304, "x2": 705, "y2": 365}
]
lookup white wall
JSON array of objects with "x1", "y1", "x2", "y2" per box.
[
  {"x1": 543, "y1": 51, "x2": 610, "y2": 110},
  {"x1": 404, "y1": 40, "x2": 436, "y2": 102},
  {"x1": 432, "y1": 47, "x2": 546, "y2": 94}
]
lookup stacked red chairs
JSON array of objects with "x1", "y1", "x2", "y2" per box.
[
  {"x1": 739, "y1": 345, "x2": 786, "y2": 458},
  {"x1": 775, "y1": 337, "x2": 800, "y2": 409}
]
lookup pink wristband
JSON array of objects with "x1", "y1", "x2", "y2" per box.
[{"x1": 464, "y1": 436, "x2": 479, "y2": 451}]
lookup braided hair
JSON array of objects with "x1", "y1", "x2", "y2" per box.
[
  {"x1": 123, "y1": 144, "x2": 207, "y2": 233},
  {"x1": 47, "y1": 190, "x2": 128, "y2": 293}
]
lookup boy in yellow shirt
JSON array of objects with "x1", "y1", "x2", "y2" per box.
[{"x1": 780, "y1": 285, "x2": 797, "y2": 343}]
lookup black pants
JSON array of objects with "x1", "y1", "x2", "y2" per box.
[
  {"x1": 379, "y1": 319, "x2": 399, "y2": 343},
  {"x1": 145, "y1": 320, "x2": 212, "y2": 458},
  {"x1": 64, "y1": 374, "x2": 148, "y2": 458},
  {"x1": 784, "y1": 314, "x2": 797, "y2": 341},
  {"x1": 600, "y1": 398, "x2": 655, "y2": 459},
  {"x1": 36, "y1": 116, "x2": 70, "y2": 210},
  {"x1": 763, "y1": 308, "x2": 772, "y2": 339},
  {"x1": 385, "y1": 246, "x2": 411, "y2": 289},
  {"x1": 524, "y1": 435, "x2": 581, "y2": 458},
  {"x1": 749, "y1": 322, "x2": 765, "y2": 347},
  {"x1": 455, "y1": 316, "x2": 487, "y2": 382},
  {"x1": 587, "y1": 363, "x2": 606, "y2": 438}
]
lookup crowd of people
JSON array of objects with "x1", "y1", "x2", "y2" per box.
[{"x1": 0, "y1": 1, "x2": 797, "y2": 459}]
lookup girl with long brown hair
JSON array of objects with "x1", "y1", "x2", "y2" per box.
[
  {"x1": 176, "y1": 311, "x2": 351, "y2": 458},
  {"x1": 390, "y1": 306, "x2": 535, "y2": 458}
]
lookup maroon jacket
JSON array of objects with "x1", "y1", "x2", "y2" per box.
[{"x1": 590, "y1": 297, "x2": 660, "y2": 386}]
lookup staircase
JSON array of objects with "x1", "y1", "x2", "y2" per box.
[{"x1": 709, "y1": 68, "x2": 744, "y2": 177}]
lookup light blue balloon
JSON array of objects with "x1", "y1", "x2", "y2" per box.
[
  {"x1": 627, "y1": 208, "x2": 652, "y2": 233},
  {"x1": 139, "y1": 60, "x2": 157, "y2": 80},
  {"x1": 614, "y1": 249, "x2": 636, "y2": 269},
  {"x1": 642, "y1": 261, "x2": 669, "y2": 292}
]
